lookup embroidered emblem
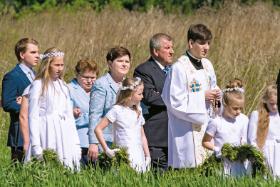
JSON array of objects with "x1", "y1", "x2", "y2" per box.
[{"x1": 190, "y1": 79, "x2": 201, "y2": 92}]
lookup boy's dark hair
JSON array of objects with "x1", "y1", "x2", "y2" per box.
[{"x1": 187, "y1": 24, "x2": 212, "y2": 42}]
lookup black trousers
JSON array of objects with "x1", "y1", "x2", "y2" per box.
[
  {"x1": 11, "y1": 146, "x2": 24, "y2": 163},
  {"x1": 149, "y1": 146, "x2": 168, "y2": 171},
  {"x1": 81, "y1": 148, "x2": 96, "y2": 168}
]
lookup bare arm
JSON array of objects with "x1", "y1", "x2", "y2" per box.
[
  {"x1": 94, "y1": 117, "x2": 111, "y2": 153},
  {"x1": 141, "y1": 127, "x2": 150, "y2": 157},
  {"x1": 202, "y1": 133, "x2": 215, "y2": 151},
  {"x1": 19, "y1": 96, "x2": 29, "y2": 152}
]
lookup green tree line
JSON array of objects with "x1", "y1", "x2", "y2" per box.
[{"x1": 1, "y1": 0, "x2": 280, "y2": 15}]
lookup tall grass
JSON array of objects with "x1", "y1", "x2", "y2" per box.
[
  {"x1": 0, "y1": 2, "x2": 280, "y2": 186},
  {"x1": 0, "y1": 2, "x2": 279, "y2": 113}
]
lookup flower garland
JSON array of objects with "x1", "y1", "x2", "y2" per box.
[
  {"x1": 98, "y1": 144, "x2": 130, "y2": 170},
  {"x1": 199, "y1": 144, "x2": 268, "y2": 176}
]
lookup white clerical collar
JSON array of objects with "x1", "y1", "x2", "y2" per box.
[
  {"x1": 186, "y1": 51, "x2": 202, "y2": 61},
  {"x1": 153, "y1": 58, "x2": 165, "y2": 70}
]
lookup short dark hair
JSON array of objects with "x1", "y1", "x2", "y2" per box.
[
  {"x1": 149, "y1": 33, "x2": 173, "y2": 53},
  {"x1": 187, "y1": 24, "x2": 212, "y2": 42},
  {"x1": 106, "y1": 46, "x2": 131, "y2": 62},
  {"x1": 75, "y1": 58, "x2": 99, "y2": 76},
  {"x1": 14, "y1": 38, "x2": 39, "y2": 61}
]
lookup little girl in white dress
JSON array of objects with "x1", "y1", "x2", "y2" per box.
[
  {"x1": 202, "y1": 79, "x2": 250, "y2": 176},
  {"x1": 247, "y1": 84, "x2": 280, "y2": 177},
  {"x1": 95, "y1": 77, "x2": 150, "y2": 172}
]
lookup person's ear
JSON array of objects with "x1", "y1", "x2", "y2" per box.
[
  {"x1": 188, "y1": 39, "x2": 194, "y2": 49},
  {"x1": 107, "y1": 60, "x2": 113, "y2": 70},
  {"x1": 153, "y1": 48, "x2": 159, "y2": 57},
  {"x1": 20, "y1": 51, "x2": 25, "y2": 60}
]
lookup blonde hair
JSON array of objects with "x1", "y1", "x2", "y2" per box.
[
  {"x1": 222, "y1": 78, "x2": 245, "y2": 106},
  {"x1": 35, "y1": 47, "x2": 64, "y2": 96},
  {"x1": 116, "y1": 77, "x2": 143, "y2": 113},
  {"x1": 256, "y1": 84, "x2": 277, "y2": 149}
]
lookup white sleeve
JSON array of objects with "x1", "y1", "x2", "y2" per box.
[
  {"x1": 22, "y1": 85, "x2": 31, "y2": 97},
  {"x1": 161, "y1": 61, "x2": 207, "y2": 125},
  {"x1": 28, "y1": 80, "x2": 43, "y2": 155},
  {"x1": 139, "y1": 113, "x2": 145, "y2": 126},
  {"x1": 205, "y1": 119, "x2": 217, "y2": 137},
  {"x1": 204, "y1": 59, "x2": 217, "y2": 89},
  {"x1": 241, "y1": 114, "x2": 249, "y2": 145},
  {"x1": 247, "y1": 111, "x2": 259, "y2": 147},
  {"x1": 106, "y1": 106, "x2": 117, "y2": 123}
]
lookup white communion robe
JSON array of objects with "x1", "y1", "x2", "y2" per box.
[
  {"x1": 162, "y1": 54, "x2": 217, "y2": 168},
  {"x1": 248, "y1": 111, "x2": 280, "y2": 177},
  {"x1": 25, "y1": 79, "x2": 81, "y2": 170}
]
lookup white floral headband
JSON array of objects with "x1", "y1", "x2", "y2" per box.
[
  {"x1": 120, "y1": 77, "x2": 142, "y2": 91},
  {"x1": 40, "y1": 51, "x2": 64, "y2": 60},
  {"x1": 222, "y1": 87, "x2": 245, "y2": 93}
]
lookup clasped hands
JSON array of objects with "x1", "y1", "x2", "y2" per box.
[{"x1": 205, "y1": 88, "x2": 222, "y2": 102}]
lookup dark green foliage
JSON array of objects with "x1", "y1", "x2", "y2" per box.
[
  {"x1": 198, "y1": 154, "x2": 223, "y2": 176},
  {"x1": 221, "y1": 143, "x2": 268, "y2": 176},
  {"x1": 30, "y1": 149, "x2": 64, "y2": 169},
  {"x1": 97, "y1": 144, "x2": 130, "y2": 170},
  {"x1": 200, "y1": 144, "x2": 268, "y2": 177},
  {"x1": 1, "y1": 0, "x2": 279, "y2": 15}
]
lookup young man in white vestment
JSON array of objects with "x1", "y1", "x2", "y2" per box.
[{"x1": 161, "y1": 23, "x2": 221, "y2": 169}]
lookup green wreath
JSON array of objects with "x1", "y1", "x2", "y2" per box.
[
  {"x1": 199, "y1": 144, "x2": 268, "y2": 176},
  {"x1": 97, "y1": 144, "x2": 130, "y2": 170}
]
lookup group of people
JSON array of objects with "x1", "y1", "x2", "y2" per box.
[{"x1": 1, "y1": 23, "x2": 280, "y2": 176}]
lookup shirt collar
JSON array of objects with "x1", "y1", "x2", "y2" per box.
[
  {"x1": 70, "y1": 78, "x2": 80, "y2": 89},
  {"x1": 153, "y1": 58, "x2": 165, "y2": 70},
  {"x1": 19, "y1": 62, "x2": 33, "y2": 74}
]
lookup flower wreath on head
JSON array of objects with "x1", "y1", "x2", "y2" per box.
[
  {"x1": 222, "y1": 87, "x2": 245, "y2": 93},
  {"x1": 120, "y1": 77, "x2": 142, "y2": 91},
  {"x1": 40, "y1": 51, "x2": 64, "y2": 60}
]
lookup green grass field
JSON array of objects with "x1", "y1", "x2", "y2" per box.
[{"x1": 1, "y1": 1, "x2": 280, "y2": 186}]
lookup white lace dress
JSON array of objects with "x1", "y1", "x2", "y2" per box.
[
  {"x1": 25, "y1": 79, "x2": 81, "y2": 170},
  {"x1": 248, "y1": 111, "x2": 280, "y2": 177}
]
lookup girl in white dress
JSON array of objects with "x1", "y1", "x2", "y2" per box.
[
  {"x1": 95, "y1": 77, "x2": 151, "y2": 172},
  {"x1": 247, "y1": 84, "x2": 280, "y2": 177},
  {"x1": 202, "y1": 79, "x2": 249, "y2": 176},
  {"x1": 26, "y1": 47, "x2": 81, "y2": 170}
]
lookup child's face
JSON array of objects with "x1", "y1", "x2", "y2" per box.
[
  {"x1": 223, "y1": 98, "x2": 244, "y2": 119},
  {"x1": 130, "y1": 84, "x2": 144, "y2": 105},
  {"x1": 266, "y1": 95, "x2": 277, "y2": 113},
  {"x1": 49, "y1": 56, "x2": 64, "y2": 80}
]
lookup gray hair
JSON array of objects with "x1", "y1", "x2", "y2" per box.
[{"x1": 149, "y1": 33, "x2": 172, "y2": 54}]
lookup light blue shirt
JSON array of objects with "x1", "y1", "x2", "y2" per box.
[
  {"x1": 68, "y1": 79, "x2": 90, "y2": 148},
  {"x1": 88, "y1": 73, "x2": 120, "y2": 144},
  {"x1": 19, "y1": 62, "x2": 35, "y2": 82}
]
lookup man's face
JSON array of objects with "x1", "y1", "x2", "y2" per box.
[
  {"x1": 189, "y1": 39, "x2": 210, "y2": 59},
  {"x1": 153, "y1": 38, "x2": 174, "y2": 66},
  {"x1": 20, "y1": 43, "x2": 40, "y2": 68}
]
